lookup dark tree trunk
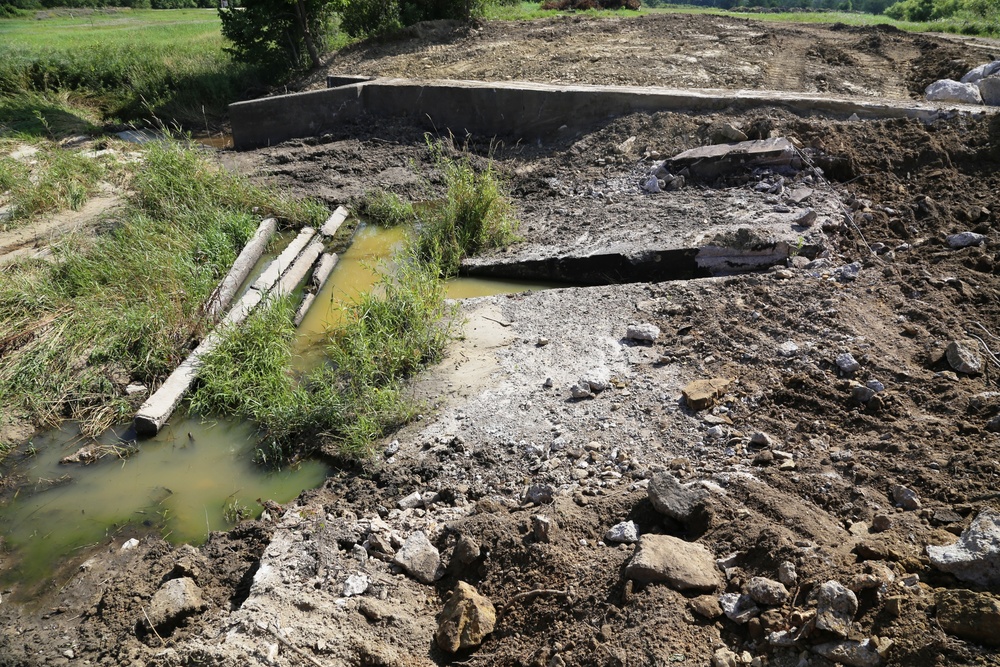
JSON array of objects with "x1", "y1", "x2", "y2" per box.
[{"x1": 293, "y1": 0, "x2": 321, "y2": 69}]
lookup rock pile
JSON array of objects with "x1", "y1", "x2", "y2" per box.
[{"x1": 925, "y1": 60, "x2": 1000, "y2": 106}]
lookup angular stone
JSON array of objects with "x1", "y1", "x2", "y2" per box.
[
  {"x1": 961, "y1": 60, "x2": 1000, "y2": 84},
  {"x1": 980, "y1": 75, "x2": 1000, "y2": 106},
  {"x1": 624, "y1": 534, "x2": 722, "y2": 592},
  {"x1": 524, "y1": 484, "x2": 554, "y2": 504},
  {"x1": 748, "y1": 576, "x2": 789, "y2": 606},
  {"x1": 927, "y1": 509, "x2": 1000, "y2": 586},
  {"x1": 144, "y1": 577, "x2": 206, "y2": 632},
  {"x1": 811, "y1": 639, "x2": 882, "y2": 667},
  {"x1": 453, "y1": 534, "x2": 481, "y2": 565},
  {"x1": 925, "y1": 79, "x2": 983, "y2": 104},
  {"x1": 647, "y1": 472, "x2": 709, "y2": 528},
  {"x1": 605, "y1": 520, "x2": 639, "y2": 544},
  {"x1": 682, "y1": 377, "x2": 731, "y2": 411},
  {"x1": 435, "y1": 582, "x2": 497, "y2": 653},
  {"x1": 891, "y1": 485, "x2": 921, "y2": 511},
  {"x1": 936, "y1": 589, "x2": 1000, "y2": 646},
  {"x1": 343, "y1": 573, "x2": 370, "y2": 597},
  {"x1": 947, "y1": 231, "x2": 986, "y2": 248},
  {"x1": 393, "y1": 531, "x2": 440, "y2": 584},
  {"x1": 689, "y1": 594, "x2": 723, "y2": 619},
  {"x1": 946, "y1": 340, "x2": 982, "y2": 374},
  {"x1": 792, "y1": 207, "x2": 817, "y2": 227},
  {"x1": 778, "y1": 561, "x2": 797, "y2": 587},
  {"x1": 626, "y1": 323, "x2": 661, "y2": 342},
  {"x1": 719, "y1": 592, "x2": 760, "y2": 624},
  {"x1": 836, "y1": 352, "x2": 861, "y2": 373},
  {"x1": 814, "y1": 580, "x2": 858, "y2": 637}
]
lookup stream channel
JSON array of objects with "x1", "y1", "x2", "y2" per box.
[{"x1": 0, "y1": 222, "x2": 552, "y2": 591}]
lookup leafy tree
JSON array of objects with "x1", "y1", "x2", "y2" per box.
[
  {"x1": 333, "y1": 0, "x2": 487, "y2": 38},
  {"x1": 219, "y1": 0, "x2": 333, "y2": 73}
]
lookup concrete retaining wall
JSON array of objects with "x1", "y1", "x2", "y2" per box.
[{"x1": 230, "y1": 77, "x2": 994, "y2": 150}]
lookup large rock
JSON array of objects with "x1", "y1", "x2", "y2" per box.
[
  {"x1": 946, "y1": 339, "x2": 983, "y2": 374},
  {"x1": 624, "y1": 534, "x2": 722, "y2": 592},
  {"x1": 980, "y1": 75, "x2": 1000, "y2": 106},
  {"x1": 925, "y1": 79, "x2": 983, "y2": 105},
  {"x1": 682, "y1": 377, "x2": 731, "y2": 411},
  {"x1": 144, "y1": 577, "x2": 206, "y2": 632},
  {"x1": 961, "y1": 60, "x2": 1000, "y2": 84},
  {"x1": 811, "y1": 639, "x2": 882, "y2": 667},
  {"x1": 936, "y1": 589, "x2": 1000, "y2": 646},
  {"x1": 393, "y1": 531, "x2": 441, "y2": 584},
  {"x1": 927, "y1": 509, "x2": 1000, "y2": 586},
  {"x1": 435, "y1": 582, "x2": 497, "y2": 653},
  {"x1": 647, "y1": 472, "x2": 710, "y2": 528},
  {"x1": 814, "y1": 580, "x2": 858, "y2": 637}
]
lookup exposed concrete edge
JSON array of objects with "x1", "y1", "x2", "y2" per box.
[{"x1": 230, "y1": 77, "x2": 996, "y2": 150}]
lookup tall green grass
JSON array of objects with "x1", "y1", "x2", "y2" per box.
[
  {"x1": 0, "y1": 144, "x2": 108, "y2": 230},
  {"x1": 0, "y1": 9, "x2": 265, "y2": 127},
  {"x1": 0, "y1": 139, "x2": 326, "y2": 445},
  {"x1": 190, "y1": 257, "x2": 454, "y2": 461},
  {"x1": 416, "y1": 140, "x2": 521, "y2": 277},
  {"x1": 190, "y1": 142, "x2": 518, "y2": 461}
]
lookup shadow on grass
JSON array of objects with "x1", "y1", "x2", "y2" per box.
[{"x1": 0, "y1": 95, "x2": 100, "y2": 140}]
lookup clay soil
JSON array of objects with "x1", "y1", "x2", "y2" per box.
[{"x1": 3, "y1": 12, "x2": 1000, "y2": 667}]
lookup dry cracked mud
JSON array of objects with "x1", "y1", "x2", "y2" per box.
[{"x1": 4, "y1": 12, "x2": 1000, "y2": 667}]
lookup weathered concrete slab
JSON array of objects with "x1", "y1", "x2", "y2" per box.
[
  {"x1": 230, "y1": 77, "x2": 995, "y2": 150},
  {"x1": 670, "y1": 138, "x2": 798, "y2": 180},
  {"x1": 462, "y1": 186, "x2": 832, "y2": 283}
]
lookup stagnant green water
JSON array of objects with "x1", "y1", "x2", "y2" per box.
[{"x1": 0, "y1": 222, "x2": 551, "y2": 587}]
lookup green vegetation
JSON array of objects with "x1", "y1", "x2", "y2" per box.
[
  {"x1": 190, "y1": 255, "x2": 453, "y2": 460},
  {"x1": 883, "y1": 0, "x2": 999, "y2": 34},
  {"x1": 189, "y1": 142, "x2": 518, "y2": 461},
  {"x1": 0, "y1": 143, "x2": 108, "y2": 229},
  {"x1": 356, "y1": 188, "x2": 417, "y2": 227},
  {"x1": 219, "y1": 0, "x2": 337, "y2": 73},
  {"x1": 0, "y1": 9, "x2": 265, "y2": 127},
  {"x1": 0, "y1": 139, "x2": 326, "y2": 444},
  {"x1": 333, "y1": 0, "x2": 490, "y2": 37},
  {"x1": 416, "y1": 141, "x2": 520, "y2": 278}
]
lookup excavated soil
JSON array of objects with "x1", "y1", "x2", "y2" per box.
[{"x1": 4, "y1": 12, "x2": 1000, "y2": 667}]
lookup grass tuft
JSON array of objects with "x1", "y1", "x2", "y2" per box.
[
  {"x1": 356, "y1": 188, "x2": 417, "y2": 227},
  {"x1": 415, "y1": 138, "x2": 520, "y2": 277}
]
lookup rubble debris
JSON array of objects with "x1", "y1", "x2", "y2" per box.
[
  {"x1": 935, "y1": 588, "x2": 1000, "y2": 646},
  {"x1": 924, "y1": 79, "x2": 983, "y2": 105}
]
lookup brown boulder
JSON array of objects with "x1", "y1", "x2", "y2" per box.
[{"x1": 435, "y1": 582, "x2": 497, "y2": 653}]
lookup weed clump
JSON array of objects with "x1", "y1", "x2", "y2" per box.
[
  {"x1": 356, "y1": 188, "x2": 417, "y2": 227},
  {"x1": 416, "y1": 140, "x2": 520, "y2": 277}
]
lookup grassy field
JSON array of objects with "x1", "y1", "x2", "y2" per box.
[{"x1": 0, "y1": 8, "x2": 260, "y2": 129}]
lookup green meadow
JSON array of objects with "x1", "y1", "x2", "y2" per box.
[{"x1": 0, "y1": 9, "x2": 261, "y2": 130}]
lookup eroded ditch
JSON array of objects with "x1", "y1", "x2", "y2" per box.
[{"x1": 0, "y1": 219, "x2": 559, "y2": 593}]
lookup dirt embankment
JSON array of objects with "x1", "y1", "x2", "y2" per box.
[
  {"x1": 4, "y1": 12, "x2": 1000, "y2": 667},
  {"x1": 309, "y1": 13, "x2": 996, "y2": 100}
]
